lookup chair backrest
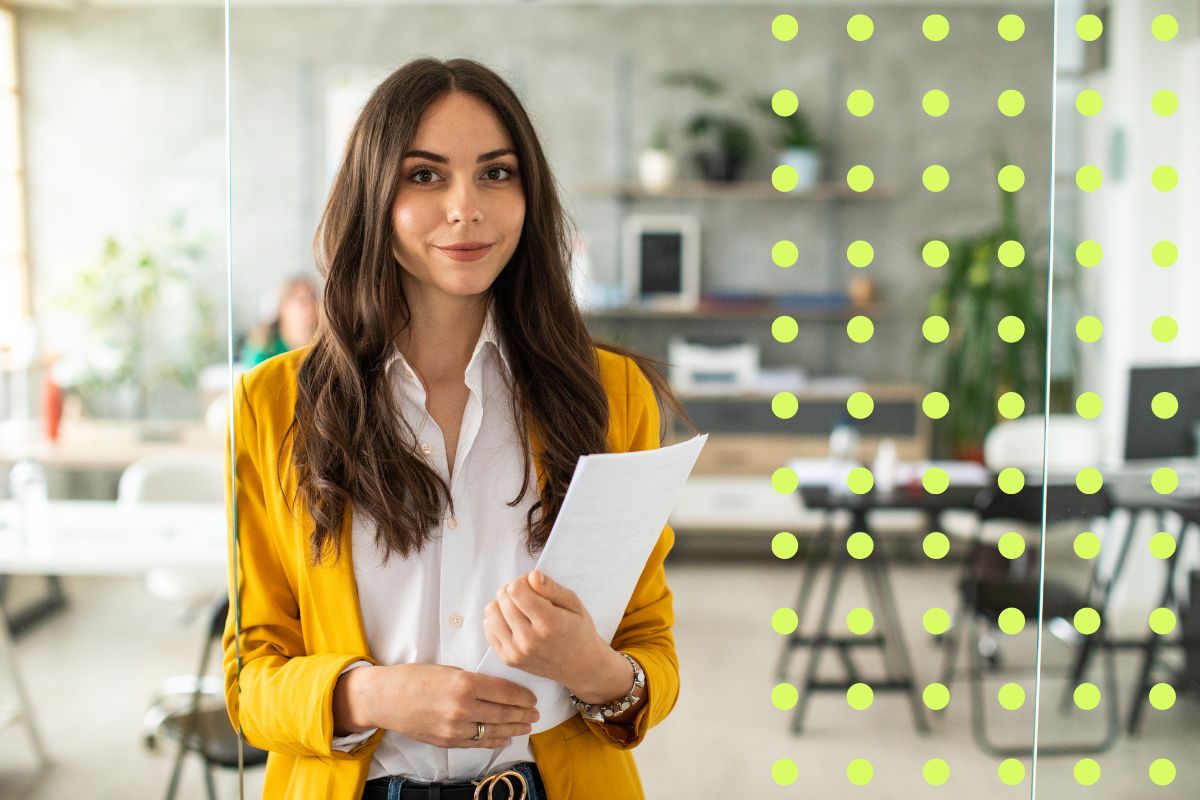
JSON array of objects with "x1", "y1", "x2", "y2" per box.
[
  {"x1": 983, "y1": 415, "x2": 1104, "y2": 476},
  {"x1": 118, "y1": 453, "x2": 225, "y2": 505}
]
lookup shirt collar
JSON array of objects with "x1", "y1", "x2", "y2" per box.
[{"x1": 383, "y1": 299, "x2": 512, "y2": 381}]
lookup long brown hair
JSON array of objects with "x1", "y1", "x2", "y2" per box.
[{"x1": 289, "y1": 57, "x2": 689, "y2": 564}]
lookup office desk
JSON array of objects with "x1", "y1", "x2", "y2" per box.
[{"x1": 0, "y1": 420, "x2": 223, "y2": 473}]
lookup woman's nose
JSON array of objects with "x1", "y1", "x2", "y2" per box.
[{"x1": 446, "y1": 180, "x2": 483, "y2": 224}]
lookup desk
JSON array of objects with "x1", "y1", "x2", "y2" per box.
[{"x1": 0, "y1": 419, "x2": 223, "y2": 473}]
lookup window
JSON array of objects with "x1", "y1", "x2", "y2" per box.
[{"x1": 1, "y1": 5, "x2": 29, "y2": 350}]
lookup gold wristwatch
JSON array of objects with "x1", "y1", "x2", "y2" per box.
[{"x1": 569, "y1": 652, "x2": 646, "y2": 722}]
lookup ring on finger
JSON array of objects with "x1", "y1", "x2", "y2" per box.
[{"x1": 472, "y1": 721, "x2": 485, "y2": 741}]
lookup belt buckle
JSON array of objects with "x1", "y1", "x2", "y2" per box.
[{"x1": 470, "y1": 769, "x2": 527, "y2": 800}]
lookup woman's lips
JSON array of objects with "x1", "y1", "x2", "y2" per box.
[{"x1": 436, "y1": 244, "x2": 493, "y2": 262}]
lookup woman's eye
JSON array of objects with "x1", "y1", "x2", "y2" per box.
[{"x1": 485, "y1": 165, "x2": 516, "y2": 181}]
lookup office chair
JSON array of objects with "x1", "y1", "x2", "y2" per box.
[{"x1": 144, "y1": 595, "x2": 267, "y2": 800}]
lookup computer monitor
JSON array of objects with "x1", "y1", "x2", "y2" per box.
[{"x1": 1124, "y1": 365, "x2": 1200, "y2": 460}]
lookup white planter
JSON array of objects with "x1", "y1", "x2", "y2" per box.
[
  {"x1": 637, "y1": 149, "x2": 677, "y2": 193},
  {"x1": 779, "y1": 147, "x2": 821, "y2": 191}
]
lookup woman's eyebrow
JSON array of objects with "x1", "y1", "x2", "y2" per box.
[{"x1": 402, "y1": 147, "x2": 517, "y2": 164}]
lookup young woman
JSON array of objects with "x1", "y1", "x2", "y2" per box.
[
  {"x1": 223, "y1": 57, "x2": 687, "y2": 800},
  {"x1": 239, "y1": 275, "x2": 320, "y2": 368}
]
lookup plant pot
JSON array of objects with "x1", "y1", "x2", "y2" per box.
[
  {"x1": 637, "y1": 148, "x2": 677, "y2": 193},
  {"x1": 779, "y1": 147, "x2": 821, "y2": 191},
  {"x1": 694, "y1": 151, "x2": 746, "y2": 183}
]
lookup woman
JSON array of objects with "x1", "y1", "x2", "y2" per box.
[
  {"x1": 223, "y1": 57, "x2": 688, "y2": 800},
  {"x1": 239, "y1": 275, "x2": 320, "y2": 367}
]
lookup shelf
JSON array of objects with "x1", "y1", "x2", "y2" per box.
[
  {"x1": 584, "y1": 302, "x2": 880, "y2": 322},
  {"x1": 578, "y1": 180, "x2": 898, "y2": 202}
]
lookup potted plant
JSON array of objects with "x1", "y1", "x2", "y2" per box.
[
  {"x1": 751, "y1": 93, "x2": 822, "y2": 191},
  {"x1": 656, "y1": 69, "x2": 757, "y2": 183},
  {"x1": 637, "y1": 125, "x2": 677, "y2": 193}
]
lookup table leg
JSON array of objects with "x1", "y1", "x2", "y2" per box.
[
  {"x1": 775, "y1": 517, "x2": 837, "y2": 681},
  {"x1": 790, "y1": 529, "x2": 850, "y2": 734}
]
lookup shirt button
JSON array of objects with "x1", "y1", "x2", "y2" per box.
[
  {"x1": 446, "y1": 515, "x2": 457, "y2": 529},
  {"x1": 448, "y1": 613, "x2": 464, "y2": 629},
  {"x1": 419, "y1": 441, "x2": 433, "y2": 455}
]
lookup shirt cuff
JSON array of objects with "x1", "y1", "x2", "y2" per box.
[{"x1": 330, "y1": 660, "x2": 379, "y2": 751}]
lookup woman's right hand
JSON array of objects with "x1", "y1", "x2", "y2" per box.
[{"x1": 333, "y1": 663, "x2": 540, "y2": 748}]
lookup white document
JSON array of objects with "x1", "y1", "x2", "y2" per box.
[{"x1": 474, "y1": 433, "x2": 708, "y2": 733}]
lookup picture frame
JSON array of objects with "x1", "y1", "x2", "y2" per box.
[{"x1": 621, "y1": 214, "x2": 700, "y2": 310}]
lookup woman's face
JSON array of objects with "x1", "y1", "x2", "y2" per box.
[{"x1": 391, "y1": 91, "x2": 525, "y2": 307}]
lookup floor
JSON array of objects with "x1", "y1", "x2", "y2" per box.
[{"x1": 1, "y1": 555, "x2": 1196, "y2": 799}]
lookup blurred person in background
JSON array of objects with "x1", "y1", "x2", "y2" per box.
[{"x1": 240, "y1": 275, "x2": 320, "y2": 367}]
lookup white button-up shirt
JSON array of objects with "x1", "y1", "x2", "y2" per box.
[{"x1": 331, "y1": 304, "x2": 550, "y2": 781}]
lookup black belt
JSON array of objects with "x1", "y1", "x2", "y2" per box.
[{"x1": 362, "y1": 762, "x2": 542, "y2": 800}]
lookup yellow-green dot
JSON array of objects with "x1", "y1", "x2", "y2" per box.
[
  {"x1": 772, "y1": 531, "x2": 799, "y2": 560},
  {"x1": 1076, "y1": 467, "x2": 1104, "y2": 495},
  {"x1": 998, "y1": 531, "x2": 1025, "y2": 559},
  {"x1": 847, "y1": 758, "x2": 874, "y2": 786},
  {"x1": 1149, "y1": 532, "x2": 1176, "y2": 560},
  {"x1": 998, "y1": 392, "x2": 1025, "y2": 420},
  {"x1": 771, "y1": 90, "x2": 799, "y2": 118},
  {"x1": 846, "y1": 240, "x2": 874, "y2": 267},
  {"x1": 1152, "y1": 316, "x2": 1178, "y2": 343},
  {"x1": 847, "y1": 531, "x2": 874, "y2": 559},
  {"x1": 772, "y1": 467, "x2": 799, "y2": 494},
  {"x1": 1074, "y1": 758, "x2": 1100, "y2": 786},
  {"x1": 998, "y1": 14, "x2": 1025, "y2": 41},
  {"x1": 847, "y1": 391, "x2": 874, "y2": 419},
  {"x1": 847, "y1": 315, "x2": 874, "y2": 343},
  {"x1": 1149, "y1": 683, "x2": 1176, "y2": 711},
  {"x1": 847, "y1": 467, "x2": 874, "y2": 495},
  {"x1": 848, "y1": 607, "x2": 875, "y2": 635},
  {"x1": 846, "y1": 89, "x2": 874, "y2": 117},
  {"x1": 923, "y1": 392, "x2": 949, "y2": 419},
  {"x1": 772, "y1": 682, "x2": 799, "y2": 710},
  {"x1": 1152, "y1": 392, "x2": 1178, "y2": 419},
  {"x1": 847, "y1": 682, "x2": 874, "y2": 710},
  {"x1": 1152, "y1": 90, "x2": 1178, "y2": 117},
  {"x1": 998, "y1": 683, "x2": 1025, "y2": 710},
  {"x1": 1074, "y1": 531, "x2": 1102, "y2": 560},
  {"x1": 1076, "y1": 89, "x2": 1103, "y2": 116},
  {"x1": 923, "y1": 239, "x2": 949, "y2": 268},
  {"x1": 1074, "y1": 607, "x2": 1101, "y2": 635},
  {"x1": 1074, "y1": 682, "x2": 1101, "y2": 711},
  {"x1": 1149, "y1": 758, "x2": 1176, "y2": 786},
  {"x1": 923, "y1": 682, "x2": 950, "y2": 710},
  {"x1": 998, "y1": 315, "x2": 1025, "y2": 343},
  {"x1": 772, "y1": 315, "x2": 799, "y2": 343},
  {"x1": 1077, "y1": 14, "x2": 1103, "y2": 42},
  {"x1": 772, "y1": 240, "x2": 798, "y2": 268},
  {"x1": 1076, "y1": 165, "x2": 1103, "y2": 192},
  {"x1": 923, "y1": 531, "x2": 950, "y2": 560},
  {"x1": 1077, "y1": 315, "x2": 1103, "y2": 342},
  {"x1": 1149, "y1": 608, "x2": 1176, "y2": 635},
  {"x1": 923, "y1": 467, "x2": 950, "y2": 495},
  {"x1": 772, "y1": 14, "x2": 799, "y2": 42},
  {"x1": 1151, "y1": 240, "x2": 1178, "y2": 267},
  {"x1": 1076, "y1": 391, "x2": 1102, "y2": 418},
  {"x1": 772, "y1": 757, "x2": 799, "y2": 786},
  {"x1": 998, "y1": 607, "x2": 1025, "y2": 635},
  {"x1": 923, "y1": 607, "x2": 950, "y2": 635},
  {"x1": 998, "y1": 467, "x2": 1025, "y2": 494},
  {"x1": 998, "y1": 758, "x2": 1026, "y2": 785},
  {"x1": 923, "y1": 14, "x2": 949, "y2": 42},
  {"x1": 998, "y1": 240, "x2": 1025, "y2": 268},
  {"x1": 772, "y1": 607, "x2": 799, "y2": 635},
  {"x1": 1152, "y1": 15, "x2": 1179, "y2": 42},
  {"x1": 923, "y1": 90, "x2": 950, "y2": 117},
  {"x1": 1152, "y1": 165, "x2": 1178, "y2": 192},
  {"x1": 1152, "y1": 467, "x2": 1178, "y2": 495},
  {"x1": 847, "y1": 164, "x2": 874, "y2": 192},
  {"x1": 923, "y1": 758, "x2": 950, "y2": 786},
  {"x1": 998, "y1": 89, "x2": 1025, "y2": 117},
  {"x1": 923, "y1": 164, "x2": 950, "y2": 192},
  {"x1": 772, "y1": 392, "x2": 799, "y2": 420},
  {"x1": 772, "y1": 165, "x2": 799, "y2": 193},
  {"x1": 847, "y1": 14, "x2": 874, "y2": 42},
  {"x1": 1076, "y1": 240, "x2": 1103, "y2": 267},
  {"x1": 998, "y1": 164, "x2": 1025, "y2": 192},
  {"x1": 923, "y1": 316, "x2": 949, "y2": 343}
]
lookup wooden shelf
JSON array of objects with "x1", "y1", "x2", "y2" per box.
[
  {"x1": 578, "y1": 180, "x2": 898, "y2": 202},
  {"x1": 584, "y1": 302, "x2": 881, "y2": 322}
]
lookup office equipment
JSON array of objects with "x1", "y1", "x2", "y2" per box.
[{"x1": 667, "y1": 336, "x2": 759, "y2": 394}]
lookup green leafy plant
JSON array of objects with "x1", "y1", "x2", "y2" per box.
[
  {"x1": 750, "y1": 94, "x2": 820, "y2": 150},
  {"x1": 655, "y1": 69, "x2": 756, "y2": 181}
]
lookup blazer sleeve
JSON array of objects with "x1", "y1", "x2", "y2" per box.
[
  {"x1": 221, "y1": 373, "x2": 384, "y2": 759},
  {"x1": 582, "y1": 356, "x2": 681, "y2": 749}
]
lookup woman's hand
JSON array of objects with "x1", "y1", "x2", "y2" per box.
[
  {"x1": 332, "y1": 663, "x2": 539, "y2": 749},
  {"x1": 484, "y1": 570, "x2": 627, "y2": 703}
]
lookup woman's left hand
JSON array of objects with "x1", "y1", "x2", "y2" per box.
[{"x1": 483, "y1": 570, "x2": 613, "y2": 691}]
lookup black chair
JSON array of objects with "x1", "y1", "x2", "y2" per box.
[
  {"x1": 143, "y1": 596, "x2": 268, "y2": 800},
  {"x1": 938, "y1": 483, "x2": 1121, "y2": 756}
]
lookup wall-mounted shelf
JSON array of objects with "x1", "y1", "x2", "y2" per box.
[
  {"x1": 584, "y1": 302, "x2": 880, "y2": 322},
  {"x1": 578, "y1": 180, "x2": 898, "y2": 202}
]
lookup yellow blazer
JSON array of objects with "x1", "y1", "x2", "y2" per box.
[{"x1": 222, "y1": 345, "x2": 679, "y2": 799}]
